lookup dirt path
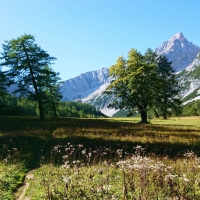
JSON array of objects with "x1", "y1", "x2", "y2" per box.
[{"x1": 15, "y1": 170, "x2": 35, "y2": 200}]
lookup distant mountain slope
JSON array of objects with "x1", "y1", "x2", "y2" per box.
[
  {"x1": 59, "y1": 68, "x2": 117, "y2": 116},
  {"x1": 155, "y1": 32, "x2": 200, "y2": 72},
  {"x1": 176, "y1": 54, "x2": 200, "y2": 104},
  {"x1": 81, "y1": 82, "x2": 118, "y2": 116},
  {"x1": 60, "y1": 68, "x2": 110, "y2": 101}
]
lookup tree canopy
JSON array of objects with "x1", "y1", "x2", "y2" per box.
[
  {"x1": 106, "y1": 48, "x2": 181, "y2": 123},
  {"x1": 38, "y1": 66, "x2": 62, "y2": 118},
  {"x1": 0, "y1": 34, "x2": 60, "y2": 119},
  {"x1": 155, "y1": 55, "x2": 182, "y2": 119}
]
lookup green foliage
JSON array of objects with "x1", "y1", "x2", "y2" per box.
[
  {"x1": 0, "y1": 69, "x2": 7, "y2": 97},
  {"x1": 0, "y1": 94, "x2": 17, "y2": 106},
  {"x1": 17, "y1": 97, "x2": 37, "y2": 115},
  {"x1": 0, "y1": 34, "x2": 59, "y2": 120},
  {"x1": 106, "y1": 49, "x2": 160, "y2": 122},
  {"x1": 0, "y1": 94, "x2": 20, "y2": 115},
  {"x1": 106, "y1": 49, "x2": 181, "y2": 122},
  {"x1": 0, "y1": 163, "x2": 26, "y2": 200},
  {"x1": 57, "y1": 101, "x2": 105, "y2": 118},
  {"x1": 0, "y1": 95, "x2": 39, "y2": 116},
  {"x1": 0, "y1": 93, "x2": 104, "y2": 118},
  {"x1": 39, "y1": 66, "x2": 62, "y2": 117},
  {"x1": 154, "y1": 55, "x2": 182, "y2": 119},
  {"x1": 182, "y1": 100, "x2": 200, "y2": 116}
]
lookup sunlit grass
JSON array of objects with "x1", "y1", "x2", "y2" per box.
[
  {"x1": 113, "y1": 116, "x2": 200, "y2": 127},
  {"x1": 0, "y1": 162, "x2": 26, "y2": 199},
  {"x1": 24, "y1": 146, "x2": 200, "y2": 199},
  {"x1": 1, "y1": 116, "x2": 200, "y2": 199}
]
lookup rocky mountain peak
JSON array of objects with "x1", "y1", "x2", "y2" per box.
[
  {"x1": 171, "y1": 32, "x2": 185, "y2": 42},
  {"x1": 155, "y1": 32, "x2": 200, "y2": 72}
]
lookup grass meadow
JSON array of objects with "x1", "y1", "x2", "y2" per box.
[{"x1": 1, "y1": 116, "x2": 200, "y2": 199}]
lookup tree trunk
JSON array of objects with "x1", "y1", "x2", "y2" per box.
[
  {"x1": 162, "y1": 105, "x2": 168, "y2": 120},
  {"x1": 38, "y1": 99, "x2": 45, "y2": 120},
  {"x1": 154, "y1": 110, "x2": 159, "y2": 118},
  {"x1": 140, "y1": 110, "x2": 148, "y2": 123},
  {"x1": 52, "y1": 101, "x2": 58, "y2": 118},
  {"x1": 163, "y1": 113, "x2": 167, "y2": 120}
]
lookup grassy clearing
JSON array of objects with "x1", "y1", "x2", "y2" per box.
[
  {"x1": 0, "y1": 116, "x2": 200, "y2": 199},
  {"x1": 113, "y1": 116, "x2": 200, "y2": 127}
]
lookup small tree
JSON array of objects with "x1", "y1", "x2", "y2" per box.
[
  {"x1": 0, "y1": 34, "x2": 57, "y2": 119},
  {"x1": 41, "y1": 66, "x2": 62, "y2": 117},
  {"x1": 155, "y1": 55, "x2": 182, "y2": 119}
]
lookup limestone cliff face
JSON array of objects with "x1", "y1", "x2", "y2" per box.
[
  {"x1": 155, "y1": 32, "x2": 200, "y2": 72},
  {"x1": 59, "y1": 68, "x2": 116, "y2": 116},
  {"x1": 60, "y1": 68, "x2": 110, "y2": 101}
]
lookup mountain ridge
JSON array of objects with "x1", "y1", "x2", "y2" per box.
[
  {"x1": 60, "y1": 32, "x2": 200, "y2": 116},
  {"x1": 48, "y1": 33, "x2": 200, "y2": 116},
  {"x1": 60, "y1": 68, "x2": 110, "y2": 101},
  {"x1": 155, "y1": 32, "x2": 200, "y2": 72}
]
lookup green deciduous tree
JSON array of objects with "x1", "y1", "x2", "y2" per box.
[
  {"x1": 17, "y1": 97, "x2": 37, "y2": 116},
  {"x1": 106, "y1": 48, "x2": 158, "y2": 123},
  {"x1": 0, "y1": 34, "x2": 58, "y2": 120},
  {"x1": 57, "y1": 101, "x2": 105, "y2": 118},
  {"x1": 106, "y1": 48, "x2": 181, "y2": 122}
]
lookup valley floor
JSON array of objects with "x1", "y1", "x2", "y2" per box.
[{"x1": 1, "y1": 116, "x2": 200, "y2": 199}]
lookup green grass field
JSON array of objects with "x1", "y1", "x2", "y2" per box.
[
  {"x1": 1, "y1": 116, "x2": 200, "y2": 199},
  {"x1": 113, "y1": 116, "x2": 200, "y2": 127}
]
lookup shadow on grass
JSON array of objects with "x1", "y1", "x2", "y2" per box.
[
  {"x1": 1, "y1": 134, "x2": 200, "y2": 169},
  {"x1": 1, "y1": 116, "x2": 200, "y2": 169},
  {"x1": 41, "y1": 136, "x2": 200, "y2": 164},
  {"x1": 0, "y1": 136, "x2": 46, "y2": 168}
]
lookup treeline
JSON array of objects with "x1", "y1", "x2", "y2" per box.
[
  {"x1": 0, "y1": 95, "x2": 105, "y2": 118},
  {"x1": 182, "y1": 100, "x2": 200, "y2": 116}
]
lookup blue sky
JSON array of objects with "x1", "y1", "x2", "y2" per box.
[{"x1": 1, "y1": 0, "x2": 200, "y2": 81}]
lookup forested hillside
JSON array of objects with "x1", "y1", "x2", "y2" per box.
[
  {"x1": 0, "y1": 95, "x2": 105, "y2": 118},
  {"x1": 182, "y1": 100, "x2": 200, "y2": 116}
]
